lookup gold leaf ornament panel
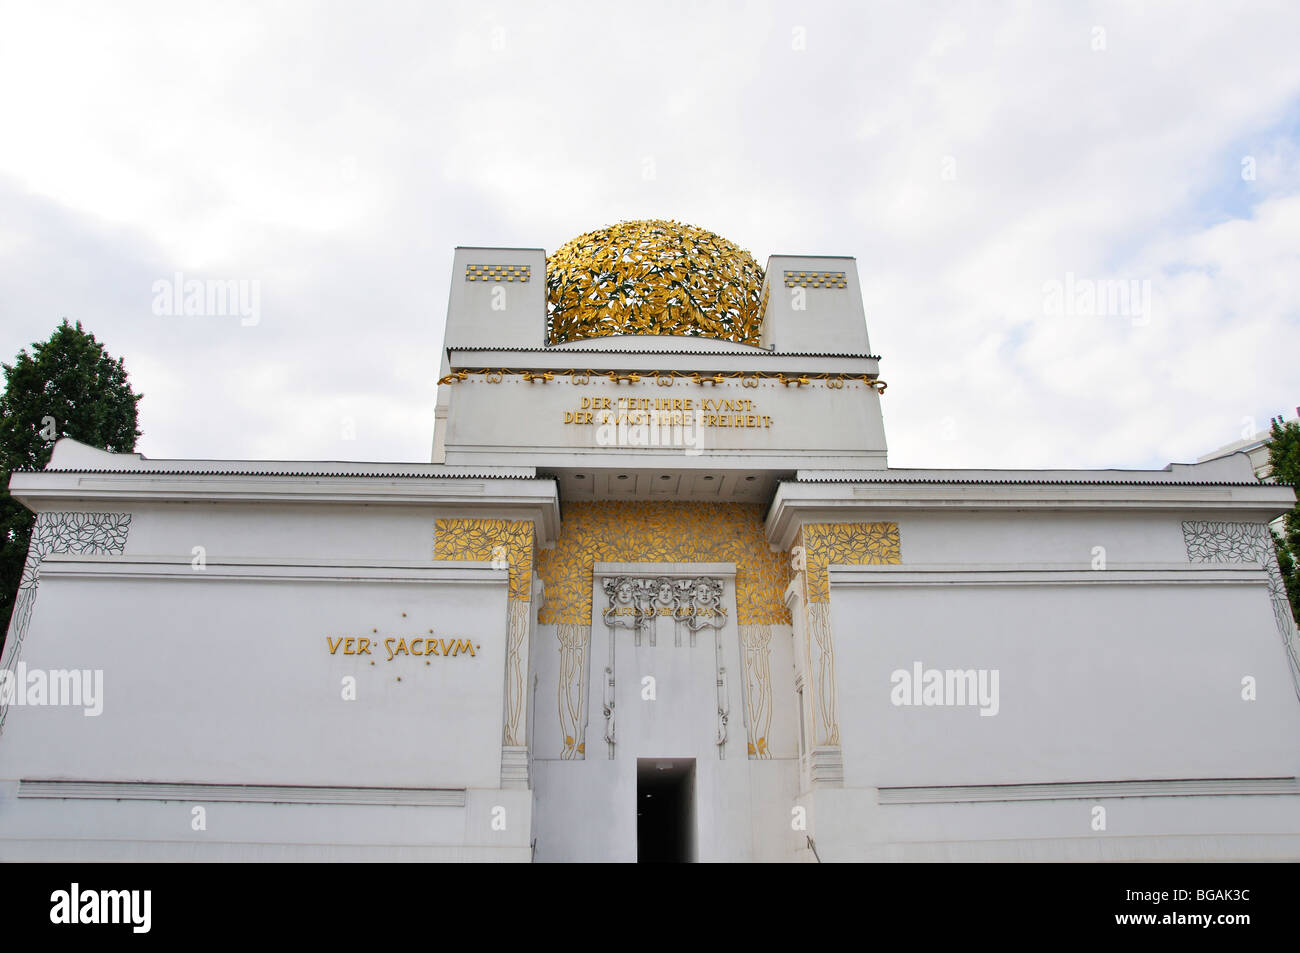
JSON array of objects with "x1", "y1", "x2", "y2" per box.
[
  {"x1": 802, "y1": 522, "x2": 901, "y2": 602},
  {"x1": 535, "y1": 502, "x2": 791, "y2": 627},
  {"x1": 433, "y1": 519, "x2": 535, "y2": 601},
  {"x1": 545, "y1": 220, "x2": 765, "y2": 346}
]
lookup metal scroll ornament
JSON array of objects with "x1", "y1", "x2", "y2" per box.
[{"x1": 545, "y1": 220, "x2": 765, "y2": 346}]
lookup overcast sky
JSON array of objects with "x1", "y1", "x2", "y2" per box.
[{"x1": 1, "y1": 1, "x2": 1296, "y2": 470}]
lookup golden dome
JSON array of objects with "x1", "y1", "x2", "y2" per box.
[{"x1": 545, "y1": 219, "x2": 765, "y2": 346}]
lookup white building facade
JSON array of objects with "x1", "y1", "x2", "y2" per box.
[{"x1": 1, "y1": 220, "x2": 1298, "y2": 862}]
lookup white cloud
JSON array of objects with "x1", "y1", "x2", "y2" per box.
[{"x1": 0, "y1": 0, "x2": 1296, "y2": 469}]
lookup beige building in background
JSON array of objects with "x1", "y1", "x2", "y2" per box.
[{"x1": 1199, "y1": 410, "x2": 1300, "y2": 481}]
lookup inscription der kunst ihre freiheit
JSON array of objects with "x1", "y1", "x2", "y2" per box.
[{"x1": 564, "y1": 396, "x2": 773, "y2": 429}]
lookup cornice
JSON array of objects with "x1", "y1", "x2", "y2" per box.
[
  {"x1": 766, "y1": 479, "x2": 1296, "y2": 550},
  {"x1": 7, "y1": 472, "x2": 563, "y2": 546}
]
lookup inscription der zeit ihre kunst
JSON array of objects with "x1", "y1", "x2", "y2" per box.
[{"x1": 563, "y1": 396, "x2": 773, "y2": 429}]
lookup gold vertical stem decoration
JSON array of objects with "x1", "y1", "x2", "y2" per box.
[
  {"x1": 808, "y1": 601, "x2": 840, "y2": 747},
  {"x1": 557, "y1": 624, "x2": 590, "y2": 760},
  {"x1": 740, "y1": 623, "x2": 774, "y2": 759},
  {"x1": 503, "y1": 600, "x2": 530, "y2": 746}
]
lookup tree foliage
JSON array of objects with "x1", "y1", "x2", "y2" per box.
[
  {"x1": 1267, "y1": 417, "x2": 1300, "y2": 625},
  {"x1": 0, "y1": 320, "x2": 142, "y2": 647}
]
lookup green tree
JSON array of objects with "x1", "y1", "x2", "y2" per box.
[
  {"x1": 0, "y1": 320, "x2": 142, "y2": 649},
  {"x1": 1268, "y1": 416, "x2": 1300, "y2": 625}
]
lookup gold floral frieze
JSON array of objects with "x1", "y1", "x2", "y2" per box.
[
  {"x1": 433, "y1": 518, "x2": 535, "y2": 601},
  {"x1": 436, "y1": 367, "x2": 886, "y2": 393},
  {"x1": 802, "y1": 522, "x2": 901, "y2": 603},
  {"x1": 535, "y1": 502, "x2": 791, "y2": 627}
]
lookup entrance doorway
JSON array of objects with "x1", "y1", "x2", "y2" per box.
[{"x1": 636, "y1": 759, "x2": 696, "y2": 863}]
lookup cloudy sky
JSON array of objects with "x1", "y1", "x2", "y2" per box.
[{"x1": 1, "y1": 0, "x2": 1296, "y2": 470}]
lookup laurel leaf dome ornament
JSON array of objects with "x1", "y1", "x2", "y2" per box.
[{"x1": 544, "y1": 219, "x2": 765, "y2": 346}]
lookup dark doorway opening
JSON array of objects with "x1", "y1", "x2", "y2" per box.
[{"x1": 637, "y1": 759, "x2": 696, "y2": 863}]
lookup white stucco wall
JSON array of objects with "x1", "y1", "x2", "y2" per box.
[
  {"x1": 0, "y1": 495, "x2": 537, "y2": 861},
  {"x1": 798, "y1": 504, "x2": 1300, "y2": 861}
]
